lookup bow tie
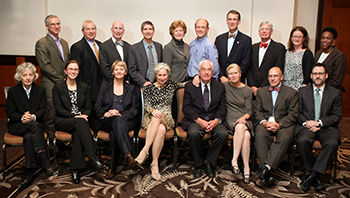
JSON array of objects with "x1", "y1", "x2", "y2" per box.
[
  {"x1": 228, "y1": 33, "x2": 236, "y2": 38},
  {"x1": 116, "y1": 41, "x2": 124, "y2": 46},
  {"x1": 260, "y1": 42, "x2": 268, "y2": 48},
  {"x1": 269, "y1": 86, "x2": 280, "y2": 92}
]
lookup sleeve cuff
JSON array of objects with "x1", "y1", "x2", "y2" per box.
[{"x1": 259, "y1": 119, "x2": 267, "y2": 125}]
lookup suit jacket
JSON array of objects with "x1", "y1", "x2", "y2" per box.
[
  {"x1": 52, "y1": 81, "x2": 92, "y2": 124},
  {"x1": 163, "y1": 38, "x2": 190, "y2": 82},
  {"x1": 295, "y1": 84, "x2": 342, "y2": 139},
  {"x1": 182, "y1": 79, "x2": 227, "y2": 130},
  {"x1": 99, "y1": 38, "x2": 131, "y2": 82},
  {"x1": 70, "y1": 38, "x2": 102, "y2": 102},
  {"x1": 128, "y1": 40, "x2": 163, "y2": 86},
  {"x1": 255, "y1": 84, "x2": 298, "y2": 129},
  {"x1": 247, "y1": 39, "x2": 285, "y2": 87},
  {"x1": 215, "y1": 31, "x2": 252, "y2": 79},
  {"x1": 315, "y1": 46, "x2": 347, "y2": 91},
  {"x1": 5, "y1": 84, "x2": 46, "y2": 130},
  {"x1": 94, "y1": 81, "x2": 139, "y2": 121},
  {"x1": 35, "y1": 34, "x2": 70, "y2": 97}
]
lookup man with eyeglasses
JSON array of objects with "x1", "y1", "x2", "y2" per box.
[
  {"x1": 35, "y1": 14, "x2": 69, "y2": 139},
  {"x1": 247, "y1": 21, "x2": 285, "y2": 97},
  {"x1": 254, "y1": 67, "x2": 298, "y2": 187},
  {"x1": 296, "y1": 63, "x2": 342, "y2": 192}
]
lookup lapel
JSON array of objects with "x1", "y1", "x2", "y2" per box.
[
  {"x1": 228, "y1": 31, "x2": 241, "y2": 59},
  {"x1": 265, "y1": 87, "x2": 273, "y2": 111},
  {"x1": 107, "y1": 38, "x2": 121, "y2": 59},
  {"x1": 209, "y1": 81, "x2": 216, "y2": 108},
  {"x1": 322, "y1": 47, "x2": 338, "y2": 66},
  {"x1": 261, "y1": 39, "x2": 275, "y2": 66},
  {"x1": 320, "y1": 85, "x2": 330, "y2": 114},
  {"x1": 61, "y1": 82, "x2": 72, "y2": 109},
  {"x1": 82, "y1": 38, "x2": 99, "y2": 64},
  {"x1": 138, "y1": 40, "x2": 148, "y2": 64},
  {"x1": 46, "y1": 34, "x2": 64, "y2": 62},
  {"x1": 123, "y1": 82, "x2": 129, "y2": 106},
  {"x1": 196, "y1": 83, "x2": 204, "y2": 108}
]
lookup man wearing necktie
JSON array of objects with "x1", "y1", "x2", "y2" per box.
[
  {"x1": 214, "y1": 10, "x2": 252, "y2": 83},
  {"x1": 254, "y1": 67, "x2": 298, "y2": 187},
  {"x1": 182, "y1": 60, "x2": 228, "y2": 178},
  {"x1": 35, "y1": 14, "x2": 70, "y2": 139},
  {"x1": 128, "y1": 21, "x2": 163, "y2": 87},
  {"x1": 70, "y1": 20, "x2": 103, "y2": 133},
  {"x1": 296, "y1": 63, "x2": 342, "y2": 192},
  {"x1": 99, "y1": 21, "x2": 131, "y2": 83},
  {"x1": 247, "y1": 21, "x2": 285, "y2": 97}
]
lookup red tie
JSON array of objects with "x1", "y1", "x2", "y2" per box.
[
  {"x1": 260, "y1": 42, "x2": 268, "y2": 48},
  {"x1": 269, "y1": 86, "x2": 280, "y2": 92}
]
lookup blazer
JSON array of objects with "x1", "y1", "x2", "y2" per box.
[
  {"x1": 94, "y1": 81, "x2": 139, "y2": 121},
  {"x1": 5, "y1": 84, "x2": 46, "y2": 130},
  {"x1": 99, "y1": 38, "x2": 131, "y2": 82},
  {"x1": 315, "y1": 46, "x2": 347, "y2": 91},
  {"x1": 215, "y1": 31, "x2": 252, "y2": 78},
  {"x1": 35, "y1": 34, "x2": 70, "y2": 97},
  {"x1": 128, "y1": 40, "x2": 163, "y2": 86},
  {"x1": 295, "y1": 84, "x2": 342, "y2": 139},
  {"x1": 70, "y1": 38, "x2": 102, "y2": 102},
  {"x1": 182, "y1": 79, "x2": 227, "y2": 130},
  {"x1": 52, "y1": 81, "x2": 92, "y2": 124},
  {"x1": 163, "y1": 38, "x2": 190, "y2": 82},
  {"x1": 247, "y1": 39, "x2": 285, "y2": 87},
  {"x1": 255, "y1": 84, "x2": 299, "y2": 130}
]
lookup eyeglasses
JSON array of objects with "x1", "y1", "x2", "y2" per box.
[
  {"x1": 259, "y1": 28, "x2": 271, "y2": 31},
  {"x1": 292, "y1": 35, "x2": 303, "y2": 39},
  {"x1": 312, "y1": 72, "x2": 326, "y2": 76}
]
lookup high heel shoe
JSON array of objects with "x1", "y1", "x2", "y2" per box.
[
  {"x1": 243, "y1": 173, "x2": 250, "y2": 184},
  {"x1": 135, "y1": 150, "x2": 149, "y2": 165},
  {"x1": 232, "y1": 165, "x2": 240, "y2": 175},
  {"x1": 150, "y1": 164, "x2": 161, "y2": 181}
]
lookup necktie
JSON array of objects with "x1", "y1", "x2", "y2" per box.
[
  {"x1": 269, "y1": 86, "x2": 280, "y2": 92},
  {"x1": 148, "y1": 45, "x2": 155, "y2": 82},
  {"x1": 315, "y1": 88, "x2": 321, "y2": 121},
  {"x1": 228, "y1": 33, "x2": 236, "y2": 38},
  {"x1": 203, "y1": 84, "x2": 210, "y2": 120},
  {"x1": 93, "y1": 42, "x2": 99, "y2": 63},
  {"x1": 260, "y1": 42, "x2": 268, "y2": 48},
  {"x1": 116, "y1": 41, "x2": 124, "y2": 46}
]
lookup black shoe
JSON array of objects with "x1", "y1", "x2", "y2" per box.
[
  {"x1": 243, "y1": 173, "x2": 250, "y2": 184},
  {"x1": 71, "y1": 170, "x2": 81, "y2": 184},
  {"x1": 313, "y1": 177, "x2": 325, "y2": 191},
  {"x1": 18, "y1": 179, "x2": 33, "y2": 190},
  {"x1": 202, "y1": 162, "x2": 215, "y2": 178},
  {"x1": 300, "y1": 174, "x2": 315, "y2": 192},
  {"x1": 193, "y1": 166, "x2": 202, "y2": 178},
  {"x1": 258, "y1": 169, "x2": 276, "y2": 187},
  {"x1": 89, "y1": 156, "x2": 105, "y2": 171},
  {"x1": 43, "y1": 167, "x2": 55, "y2": 177}
]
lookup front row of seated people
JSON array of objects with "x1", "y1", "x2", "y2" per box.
[{"x1": 5, "y1": 60, "x2": 341, "y2": 192}]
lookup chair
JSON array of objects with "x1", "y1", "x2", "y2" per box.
[{"x1": 290, "y1": 139, "x2": 338, "y2": 184}]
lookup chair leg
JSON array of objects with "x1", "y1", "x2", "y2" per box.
[
  {"x1": 98, "y1": 140, "x2": 102, "y2": 161},
  {"x1": 290, "y1": 143, "x2": 296, "y2": 176},
  {"x1": 3, "y1": 144, "x2": 6, "y2": 182},
  {"x1": 333, "y1": 149, "x2": 338, "y2": 184},
  {"x1": 173, "y1": 136, "x2": 178, "y2": 169},
  {"x1": 53, "y1": 138, "x2": 57, "y2": 163}
]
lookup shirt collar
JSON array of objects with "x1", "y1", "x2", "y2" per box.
[
  {"x1": 143, "y1": 39, "x2": 154, "y2": 48},
  {"x1": 260, "y1": 39, "x2": 271, "y2": 45},
  {"x1": 22, "y1": 84, "x2": 32, "y2": 93},
  {"x1": 196, "y1": 35, "x2": 208, "y2": 42},
  {"x1": 201, "y1": 80, "x2": 211, "y2": 89},
  {"x1": 84, "y1": 37, "x2": 95, "y2": 45},
  {"x1": 313, "y1": 84, "x2": 325, "y2": 92},
  {"x1": 48, "y1": 33, "x2": 60, "y2": 42},
  {"x1": 228, "y1": 30, "x2": 238, "y2": 37}
]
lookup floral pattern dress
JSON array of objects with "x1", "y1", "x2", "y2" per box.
[
  {"x1": 283, "y1": 50, "x2": 305, "y2": 91},
  {"x1": 141, "y1": 80, "x2": 184, "y2": 130}
]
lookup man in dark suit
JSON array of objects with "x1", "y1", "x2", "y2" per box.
[
  {"x1": 100, "y1": 21, "x2": 131, "y2": 82},
  {"x1": 70, "y1": 20, "x2": 102, "y2": 132},
  {"x1": 128, "y1": 21, "x2": 162, "y2": 87},
  {"x1": 254, "y1": 67, "x2": 298, "y2": 187},
  {"x1": 247, "y1": 21, "x2": 285, "y2": 96},
  {"x1": 296, "y1": 63, "x2": 342, "y2": 192},
  {"x1": 182, "y1": 60, "x2": 228, "y2": 178},
  {"x1": 215, "y1": 10, "x2": 251, "y2": 83},
  {"x1": 35, "y1": 14, "x2": 69, "y2": 139}
]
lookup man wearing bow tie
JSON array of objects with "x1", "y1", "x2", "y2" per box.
[
  {"x1": 99, "y1": 21, "x2": 131, "y2": 83},
  {"x1": 254, "y1": 67, "x2": 298, "y2": 187},
  {"x1": 247, "y1": 21, "x2": 285, "y2": 96},
  {"x1": 214, "y1": 10, "x2": 252, "y2": 83}
]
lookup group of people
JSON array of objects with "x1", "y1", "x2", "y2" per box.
[{"x1": 5, "y1": 9, "x2": 345, "y2": 193}]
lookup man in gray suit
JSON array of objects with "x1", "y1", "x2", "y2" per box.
[
  {"x1": 128, "y1": 21, "x2": 162, "y2": 87},
  {"x1": 254, "y1": 67, "x2": 298, "y2": 187},
  {"x1": 35, "y1": 14, "x2": 69, "y2": 139},
  {"x1": 100, "y1": 21, "x2": 131, "y2": 82}
]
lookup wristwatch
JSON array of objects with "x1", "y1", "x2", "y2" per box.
[{"x1": 215, "y1": 118, "x2": 222, "y2": 124}]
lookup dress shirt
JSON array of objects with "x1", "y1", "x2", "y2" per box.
[
  {"x1": 227, "y1": 30, "x2": 238, "y2": 57},
  {"x1": 84, "y1": 37, "x2": 99, "y2": 58},
  {"x1": 201, "y1": 81, "x2": 211, "y2": 104},
  {"x1": 258, "y1": 39, "x2": 271, "y2": 67},
  {"x1": 48, "y1": 33, "x2": 66, "y2": 63},
  {"x1": 301, "y1": 84, "x2": 325, "y2": 127},
  {"x1": 143, "y1": 40, "x2": 158, "y2": 79},
  {"x1": 112, "y1": 37, "x2": 124, "y2": 61},
  {"x1": 188, "y1": 35, "x2": 219, "y2": 79}
]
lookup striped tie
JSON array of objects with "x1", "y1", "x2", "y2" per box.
[
  {"x1": 148, "y1": 45, "x2": 155, "y2": 82},
  {"x1": 203, "y1": 84, "x2": 210, "y2": 120},
  {"x1": 93, "y1": 42, "x2": 99, "y2": 63}
]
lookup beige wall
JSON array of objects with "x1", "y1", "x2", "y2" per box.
[{"x1": 0, "y1": 0, "x2": 318, "y2": 55}]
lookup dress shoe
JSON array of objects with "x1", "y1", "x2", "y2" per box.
[
  {"x1": 202, "y1": 162, "x2": 215, "y2": 178},
  {"x1": 71, "y1": 170, "x2": 81, "y2": 184},
  {"x1": 300, "y1": 174, "x2": 316, "y2": 192},
  {"x1": 313, "y1": 177, "x2": 325, "y2": 191},
  {"x1": 18, "y1": 179, "x2": 33, "y2": 190},
  {"x1": 105, "y1": 168, "x2": 116, "y2": 179},
  {"x1": 43, "y1": 167, "x2": 55, "y2": 177},
  {"x1": 243, "y1": 173, "x2": 250, "y2": 184},
  {"x1": 232, "y1": 165, "x2": 240, "y2": 175},
  {"x1": 258, "y1": 169, "x2": 276, "y2": 187},
  {"x1": 193, "y1": 166, "x2": 202, "y2": 178},
  {"x1": 89, "y1": 156, "x2": 105, "y2": 171},
  {"x1": 125, "y1": 154, "x2": 137, "y2": 169}
]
